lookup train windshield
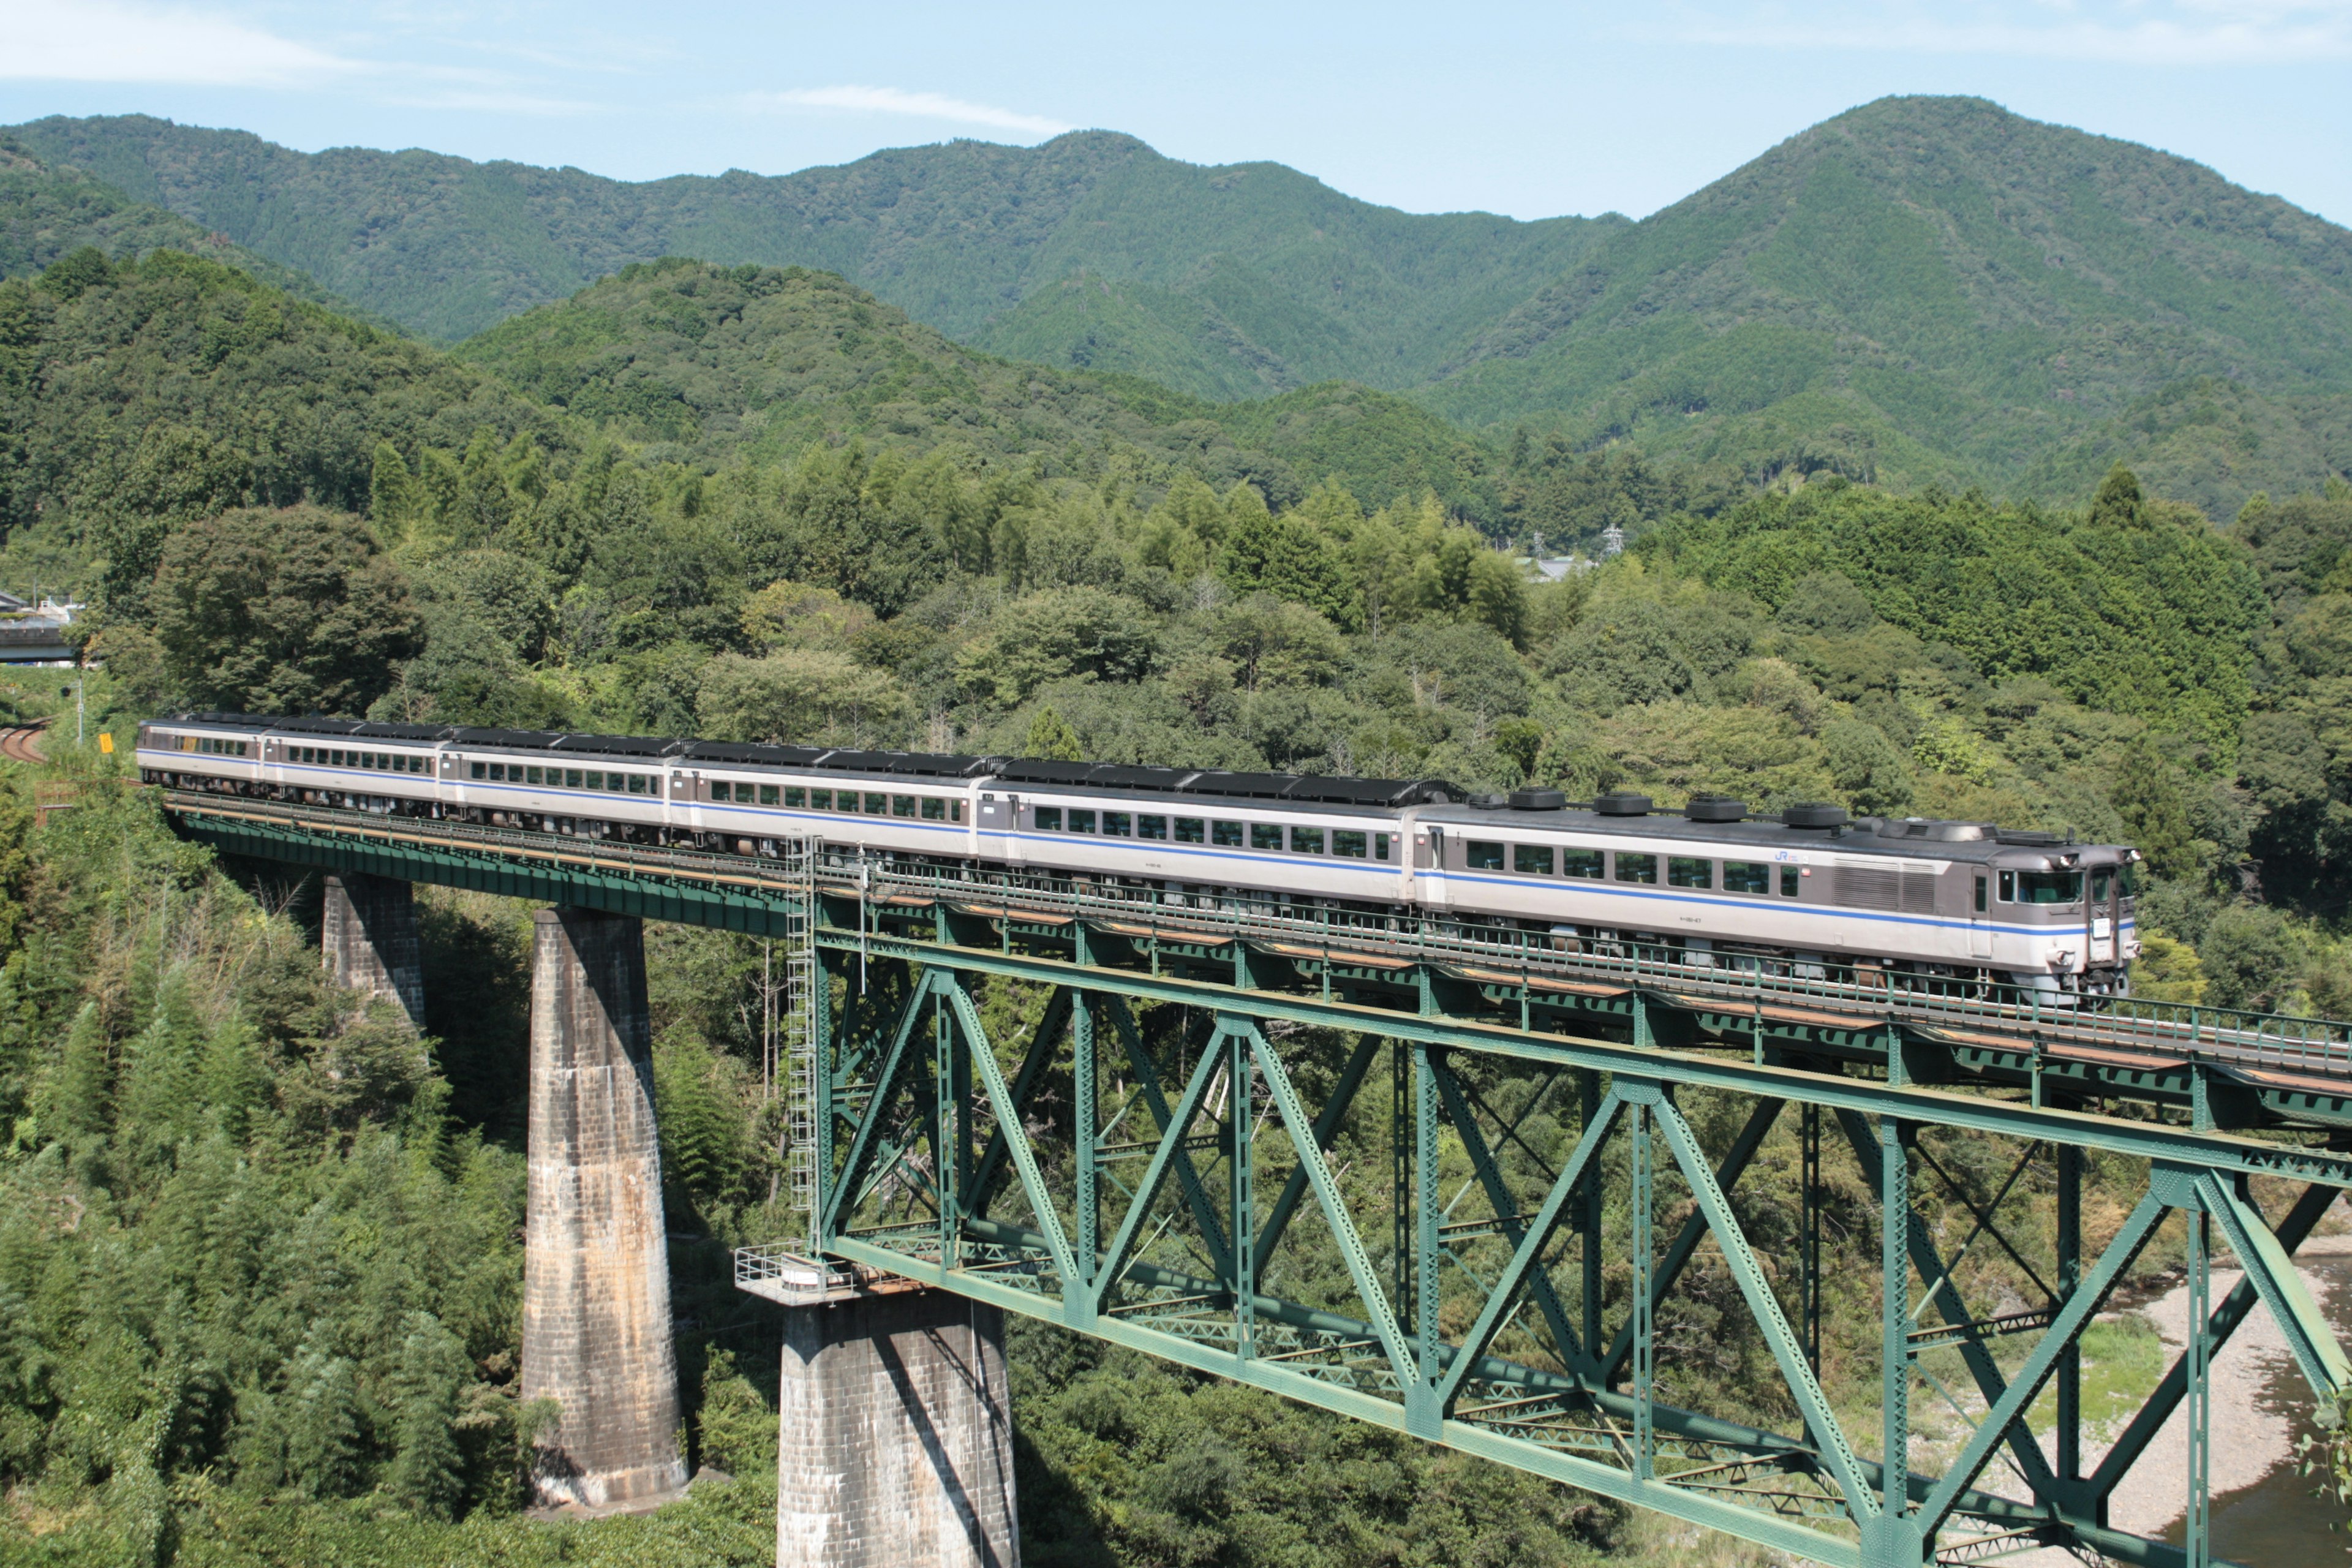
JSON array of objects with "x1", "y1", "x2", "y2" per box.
[{"x1": 2015, "y1": 870, "x2": 2083, "y2": 905}]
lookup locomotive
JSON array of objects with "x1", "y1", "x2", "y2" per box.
[{"x1": 140, "y1": 711, "x2": 2141, "y2": 997}]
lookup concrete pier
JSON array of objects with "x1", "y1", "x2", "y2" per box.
[
  {"x1": 756, "y1": 1264, "x2": 1020, "y2": 1568},
  {"x1": 320, "y1": 872, "x2": 424, "y2": 1027},
  {"x1": 521, "y1": 907, "x2": 686, "y2": 1509}
]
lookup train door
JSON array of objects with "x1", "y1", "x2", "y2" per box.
[
  {"x1": 1969, "y1": 873, "x2": 1994, "y2": 960},
  {"x1": 981, "y1": 793, "x2": 1022, "y2": 866},
  {"x1": 2089, "y1": 865, "x2": 2115, "y2": 967}
]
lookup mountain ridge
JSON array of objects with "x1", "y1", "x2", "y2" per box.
[{"x1": 6, "y1": 98, "x2": 2349, "y2": 515}]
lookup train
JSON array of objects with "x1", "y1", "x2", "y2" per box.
[{"x1": 140, "y1": 711, "x2": 2142, "y2": 997}]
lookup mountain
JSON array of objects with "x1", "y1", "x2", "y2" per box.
[
  {"x1": 1422, "y1": 96, "x2": 2352, "y2": 516},
  {"x1": 0, "y1": 134, "x2": 371, "y2": 316},
  {"x1": 452, "y1": 257, "x2": 1501, "y2": 516},
  {"x1": 9, "y1": 99, "x2": 2351, "y2": 517},
  {"x1": 2, "y1": 114, "x2": 1611, "y2": 398}
]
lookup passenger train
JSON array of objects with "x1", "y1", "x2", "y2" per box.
[{"x1": 140, "y1": 712, "x2": 2142, "y2": 997}]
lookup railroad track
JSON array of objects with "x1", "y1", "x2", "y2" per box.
[{"x1": 0, "y1": 717, "x2": 51, "y2": 764}]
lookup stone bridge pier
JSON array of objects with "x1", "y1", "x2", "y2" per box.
[
  {"x1": 318, "y1": 888, "x2": 687, "y2": 1510},
  {"x1": 748, "y1": 1263, "x2": 1021, "y2": 1568},
  {"x1": 520, "y1": 907, "x2": 687, "y2": 1509},
  {"x1": 322, "y1": 872, "x2": 424, "y2": 1028}
]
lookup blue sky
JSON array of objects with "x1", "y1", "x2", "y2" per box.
[{"x1": 1, "y1": 1, "x2": 2346, "y2": 226}]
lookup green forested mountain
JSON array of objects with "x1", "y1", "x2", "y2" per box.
[
  {"x1": 1426, "y1": 96, "x2": 2352, "y2": 516},
  {"x1": 1, "y1": 113, "x2": 1611, "y2": 396},
  {"x1": 10, "y1": 99, "x2": 2349, "y2": 514},
  {"x1": 452, "y1": 258, "x2": 1502, "y2": 515},
  {"x1": 0, "y1": 136, "x2": 365, "y2": 315}
]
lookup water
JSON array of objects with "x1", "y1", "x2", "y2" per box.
[{"x1": 2160, "y1": 1254, "x2": 2352, "y2": 1567}]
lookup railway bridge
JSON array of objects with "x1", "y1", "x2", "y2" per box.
[{"x1": 161, "y1": 789, "x2": 2352, "y2": 1568}]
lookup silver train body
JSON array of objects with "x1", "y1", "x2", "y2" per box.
[{"x1": 141, "y1": 712, "x2": 2143, "y2": 995}]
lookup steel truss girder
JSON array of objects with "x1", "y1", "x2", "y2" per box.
[
  {"x1": 810, "y1": 955, "x2": 2349, "y2": 1568},
  {"x1": 823, "y1": 932, "x2": 2352, "y2": 1187}
]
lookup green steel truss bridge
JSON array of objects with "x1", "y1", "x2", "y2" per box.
[{"x1": 167, "y1": 791, "x2": 2352, "y2": 1568}]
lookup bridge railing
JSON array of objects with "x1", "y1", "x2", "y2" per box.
[{"x1": 161, "y1": 790, "x2": 2352, "y2": 1080}]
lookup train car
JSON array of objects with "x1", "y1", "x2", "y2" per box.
[{"x1": 137, "y1": 713, "x2": 2139, "y2": 996}]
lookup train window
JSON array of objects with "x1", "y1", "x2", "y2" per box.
[
  {"x1": 1139, "y1": 814, "x2": 1168, "y2": 840},
  {"x1": 1069, "y1": 809, "x2": 1096, "y2": 833},
  {"x1": 582, "y1": 771, "x2": 601, "y2": 791},
  {"x1": 1781, "y1": 867, "x2": 1801, "y2": 897},
  {"x1": 760, "y1": 784, "x2": 780, "y2": 805},
  {"x1": 783, "y1": 786, "x2": 803, "y2": 807},
  {"x1": 2090, "y1": 867, "x2": 2113, "y2": 903},
  {"x1": 1974, "y1": 875, "x2": 1987, "y2": 912},
  {"x1": 1334, "y1": 829, "x2": 1367, "y2": 858},
  {"x1": 1251, "y1": 823, "x2": 1283, "y2": 851},
  {"x1": 627, "y1": 774, "x2": 646, "y2": 795},
  {"x1": 710, "y1": 781, "x2": 732, "y2": 802},
  {"x1": 1105, "y1": 812, "x2": 1133, "y2": 837},
  {"x1": 810, "y1": 789, "x2": 832, "y2": 810},
  {"x1": 921, "y1": 796, "x2": 943, "y2": 820},
  {"x1": 1723, "y1": 861, "x2": 1770, "y2": 894},
  {"x1": 1562, "y1": 849, "x2": 1604, "y2": 879},
  {"x1": 606, "y1": 773, "x2": 624, "y2": 793},
  {"x1": 1375, "y1": 833, "x2": 1391, "y2": 862},
  {"x1": 2120, "y1": 862, "x2": 2143, "y2": 897},
  {"x1": 864, "y1": 793, "x2": 888, "y2": 815},
  {"x1": 470, "y1": 761, "x2": 486, "y2": 780},
  {"x1": 952, "y1": 802, "x2": 965, "y2": 823},
  {"x1": 1291, "y1": 826, "x2": 1324, "y2": 854},
  {"x1": 1177, "y1": 818, "x2": 1207, "y2": 843},
  {"x1": 1515, "y1": 844, "x2": 1554, "y2": 875},
  {"x1": 1615, "y1": 853, "x2": 1658, "y2": 885},
  {"x1": 1467, "y1": 841, "x2": 1505, "y2": 870},
  {"x1": 1036, "y1": 806, "x2": 1063, "y2": 831},
  {"x1": 891, "y1": 795, "x2": 915, "y2": 818},
  {"x1": 2015, "y1": 870, "x2": 2082, "y2": 905},
  {"x1": 566, "y1": 769, "x2": 584, "y2": 790},
  {"x1": 1212, "y1": 821, "x2": 1242, "y2": 846},
  {"x1": 1668, "y1": 857, "x2": 1713, "y2": 889},
  {"x1": 526, "y1": 766, "x2": 544, "y2": 785}
]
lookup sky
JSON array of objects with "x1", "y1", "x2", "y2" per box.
[{"x1": 0, "y1": 0, "x2": 2346, "y2": 227}]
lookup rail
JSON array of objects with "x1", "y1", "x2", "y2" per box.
[{"x1": 160, "y1": 788, "x2": 2352, "y2": 1082}]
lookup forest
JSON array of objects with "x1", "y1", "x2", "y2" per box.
[{"x1": 1, "y1": 216, "x2": 2351, "y2": 1568}]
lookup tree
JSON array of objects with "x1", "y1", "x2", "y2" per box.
[
  {"x1": 2089, "y1": 463, "x2": 2145, "y2": 530},
  {"x1": 151, "y1": 505, "x2": 421, "y2": 715},
  {"x1": 742, "y1": 579, "x2": 875, "y2": 654},
  {"x1": 369, "y1": 441, "x2": 419, "y2": 530},
  {"x1": 2200, "y1": 903, "x2": 2304, "y2": 1011},
  {"x1": 388, "y1": 1313, "x2": 469, "y2": 1518},
  {"x1": 2109, "y1": 740, "x2": 2201, "y2": 880},
  {"x1": 698, "y1": 649, "x2": 911, "y2": 748},
  {"x1": 1822, "y1": 719, "x2": 1917, "y2": 816},
  {"x1": 1025, "y1": 706, "x2": 1084, "y2": 761}
]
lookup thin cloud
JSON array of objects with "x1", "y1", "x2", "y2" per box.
[
  {"x1": 748, "y1": 85, "x2": 1072, "y2": 138},
  {"x1": 0, "y1": 0, "x2": 356, "y2": 85},
  {"x1": 1669, "y1": 2, "x2": 2352, "y2": 65}
]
